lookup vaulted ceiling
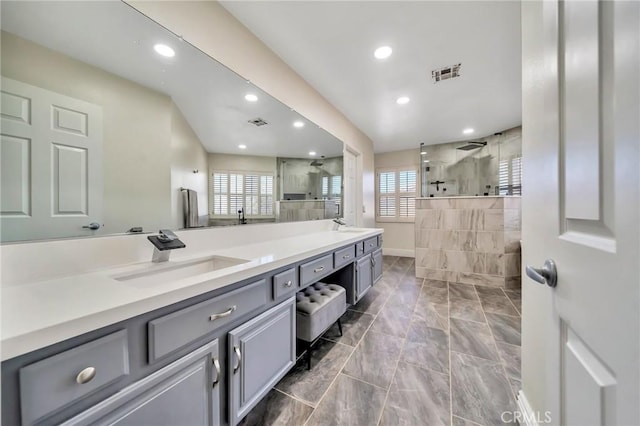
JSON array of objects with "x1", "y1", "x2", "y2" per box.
[{"x1": 221, "y1": 1, "x2": 522, "y2": 152}]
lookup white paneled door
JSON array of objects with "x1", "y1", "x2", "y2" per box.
[
  {"x1": 1, "y1": 77, "x2": 103, "y2": 241},
  {"x1": 523, "y1": 1, "x2": 638, "y2": 425}
]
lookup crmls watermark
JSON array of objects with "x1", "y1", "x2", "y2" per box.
[{"x1": 501, "y1": 410, "x2": 553, "y2": 424}]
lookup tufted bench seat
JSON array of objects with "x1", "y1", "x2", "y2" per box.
[{"x1": 296, "y1": 282, "x2": 346, "y2": 369}]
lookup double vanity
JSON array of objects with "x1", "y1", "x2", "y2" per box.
[{"x1": 1, "y1": 221, "x2": 383, "y2": 425}]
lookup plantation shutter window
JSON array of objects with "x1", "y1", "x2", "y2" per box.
[
  {"x1": 377, "y1": 168, "x2": 417, "y2": 221},
  {"x1": 211, "y1": 171, "x2": 274, "y2": 217},
  {"x1": 378, "y1": 171, "x2": 396, "y2": 217},
  {"x1": 260, "y1": 175, "x2": 274, "y2": 215},
  {"x1": 499, "y1": 156, "x2": 522, "y2": 195}
]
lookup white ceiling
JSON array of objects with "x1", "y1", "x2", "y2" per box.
[
  {"x1": 1, "y1": 1, "x2": 343, "y2": 158},
  {"x1": 221, "y1": 1, "x2": 522, "y2": 152}
]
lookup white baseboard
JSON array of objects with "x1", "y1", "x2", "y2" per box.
[
  {"x1": 517, "y1": 390, "x2": 538, "y2": 426},
  {"x1": 382, "y1": 248, "x2": 415, "y2": 257}
]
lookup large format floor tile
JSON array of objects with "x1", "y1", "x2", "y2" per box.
[
  {"x1": 342, "y1": 329, "x2": 404, "y2": 389},
  {"x1": 324, "y1": 309, "x2": 374, "y2": 347},
  {"x1": 450, "y1": 318, "x2": 500, "y2": 362},
  {"x1": 401, "y1": 322, "x2": 450, "y2": 374},
  {"x1": 243, "y1": 255, "x2": 522, "y2": 425},
  {"x1": 239, "y1": 389, "x2": 313, "y2": 426},
  {"x1": 275, "y1": 338, "x2": 353, "y2": 406},
  {"x1": 368, "y1": 304, "x2": 413, "y2": 338},
  {"x1": 305, "y1": 374, "x2": 387, "y2": 426},
  {"x1": 451, "y1": 352, "x2": 517, "y2": 425},
  {"x1": 486, "y1": 312, "x2": 521, "y2": 346},
  {"x1": 379, "y1": 362, "x2": 451, "y2": 425}
]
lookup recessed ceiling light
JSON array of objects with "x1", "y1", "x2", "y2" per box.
[
  {"x1": 244, "y1": 94, "x2": 258, "y2": 102},
  {"x1": 374, "y1": 46, "x2": 393, "y2": 59},
  {"x1": 309, "y1": 151, "x2": 316, "y2": 156},
  {"x1": 463, "y1": 128, "x2": 474, "y2": 134},
  {"x1": 293, "y1": 121, "x2": 305, "y2": 128},
  {"x1": 153, "y1": 44, "x2": 175, "y2": 58},
  {"x1": 396, "y1": 96, "x2": 410, "y2": 105},
  {"x1": 238, "y1": 144, "x2": 247, "y2": 149}
]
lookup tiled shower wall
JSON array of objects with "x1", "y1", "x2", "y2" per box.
[
  {"x1": 277, "y1": 200, "x2": 338, "y2": 222},
  {"x1": 415, "y1": 196, "x2": 521, "y2": 289}
]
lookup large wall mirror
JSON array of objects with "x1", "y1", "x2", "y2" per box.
[{"x1": 0, "y1": 1, "x2": 344, "y2": 243}]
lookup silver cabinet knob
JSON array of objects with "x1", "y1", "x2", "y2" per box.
[
  {"x1": 284, "y1": 280, "x2": 293, "y2": 287},
  {"x1": 76, "y1": 367, "x2": 96, "y2": 384},
  {"x1": 526, "y1": 259, "x2": 558, "y2": 288}
]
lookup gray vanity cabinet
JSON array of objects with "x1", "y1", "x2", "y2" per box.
[
  {"x1": 372, "y1": 248, "x2": 383, "y2": 283},
  {"x1": 228, "y1": 297, "x2": 296, "y2": 425},
  {"x1": 62, "y1": 339, "x2": 221, "y2": 426},
  {"x1": 355, "y1": 254, "x2": 373, "y2": 302}
]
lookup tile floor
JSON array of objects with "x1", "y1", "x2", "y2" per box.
[{"x1": 242, "y1": 256, "x2": 522, "y2": 426}]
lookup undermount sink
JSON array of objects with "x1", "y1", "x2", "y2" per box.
[
  {"x1": 112, "y1": 255, "x2": 249, "y2": 287},
  {"x1": 337, "y1": 228, "x2": 369, "y2": 234}
]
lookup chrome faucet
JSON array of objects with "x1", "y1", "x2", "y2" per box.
[
  {"x1": 332, "y1": 217, "x2": 347, "y2": 231},
  {"x1": 148, "y1": 229, "x2": 186, "y2": 262}
]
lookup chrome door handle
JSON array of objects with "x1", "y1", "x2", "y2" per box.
[
  {"x1": 314, "y1": 266, "x2": 324, "y2": 273},
  {"x1": 526, "y1": 259, "x2": 558, "y2": 288},
  {"x1": 82, "y1": 222, "x2": 101, "y2": 230},
  {"x1": 212, "y1": 357, "x2": 221, "y2": 387},
  {"x1": 233, "y1": 345, "x2": 242, "y2": 374},
  {"x1": 209, "y1": 305, "x2": 236, "y2": 321}
]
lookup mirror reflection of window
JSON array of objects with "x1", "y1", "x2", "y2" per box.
[{"x1": 211, "y1": 171, "x2": 274, "y2": 218}]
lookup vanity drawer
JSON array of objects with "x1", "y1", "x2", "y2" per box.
[
  {"x1": 356, "y1": 241, "x2": 365, "y2": 256},
  {"x1": 19, "y1": 330, "x2": 129, "y2": 426},
  {"x1": 273, "y1": 268, "x2": 298, "y2": 300},
  {"x1": 299, "y1": 254, "x2": 333, "y2": 287},
  {"x1": 334, "y1": 245, "x2": 356, "y2": 269},
  {"x1": 364, "y1": 236, "x2": 379, "y2": 254},
  {"x1": 148, "y1": 279, "x2": 267, "y2": 363}
]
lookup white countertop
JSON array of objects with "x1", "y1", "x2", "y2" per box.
[{"x1": 1, "y1": 227, "x2": 382, "y2": 361}]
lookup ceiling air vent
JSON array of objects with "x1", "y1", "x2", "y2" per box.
[
  {"x1": 432, "y1": 63, "x2": 461, "y2": 83},
  {"x1": 248, "y1": 118, "x2": 268, "y2": 126}
]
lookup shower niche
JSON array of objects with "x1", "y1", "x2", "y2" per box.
[{"x1": 419, "y1": 126, "x2": 522, "y2": 197}]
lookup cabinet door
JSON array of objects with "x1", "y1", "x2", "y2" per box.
[
  {"x1": 228, "y1": 298, "x2": 296, "y2": 425},
  {"x1": 62, "y1": 340, "x2": 220, "y2": 426},
  {"x1": 356, "y1": 254, "x2": 373, "y2": 302},
  {"x1": 372, "y1": 248, "x2": 383, "y2": 284}
]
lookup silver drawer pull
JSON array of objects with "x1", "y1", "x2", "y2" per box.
[
  {"x1": 342, "y1": 255, "x2": 350, "y2": 259},
  {"x1": 233, "y1": 345, "x2": 242, "y2": 374},
  {"x1": 284, "y1": 280, "x2": 293, "y2": 287},
  {"x1": 209, "y1": 305, "x2": 236, "y2": 321},
  {"x1": 212, "y1": 357, "x2": 221, "y2": 387},
  {"x1": 314, "y1": 266, "x2": 325, "y2": 273},
  {"x1": 76, "y1": 367, "x2": 96, "y2": 384},
  {"x1": 369, "y1": 243, "x2": 374, "y2": 247}
]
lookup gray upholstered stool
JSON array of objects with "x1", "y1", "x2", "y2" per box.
[{"x1": 296, "y1": 282, "x2": 347, "y2": 369}]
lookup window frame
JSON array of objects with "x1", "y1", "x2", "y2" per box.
[
  {"x1": 210, "y1": 170, "x2": 275, "y2": 218},
  {"x1": 375, "y1": 166, "x2": 418, "y2": 223}
]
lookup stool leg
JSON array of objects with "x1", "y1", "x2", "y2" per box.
[
  {"x1": 307, "y1": 341, "x2": 312, "y2": 370},
  {"x1": 337, "y1": 318, "x2": 343, "y2": 337}
]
